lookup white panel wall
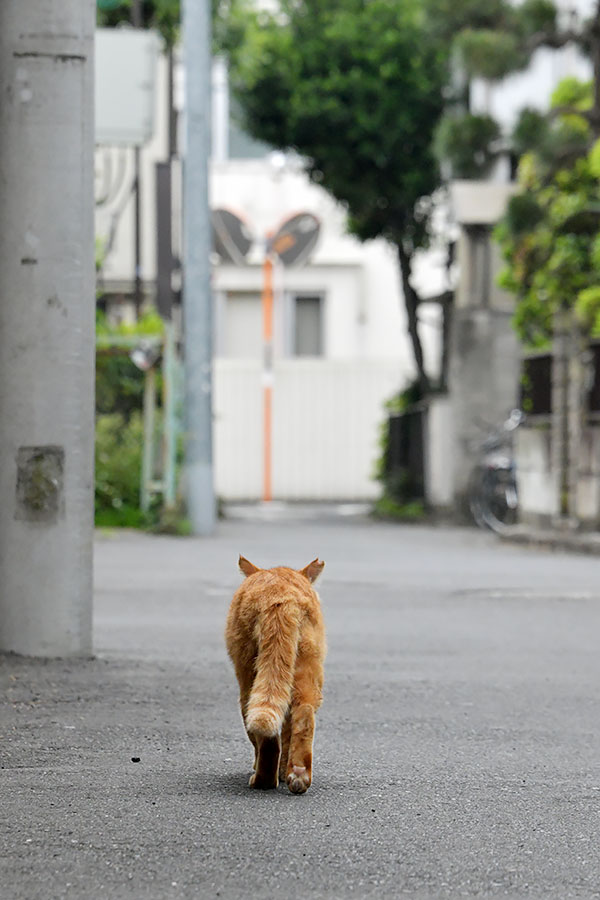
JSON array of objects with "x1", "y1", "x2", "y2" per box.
[
  {"x1": 213, "y1": 360, "x2": 263, "y2": 500},
  {"x1": 214, "y1": 359, "x2": 401, "y2": 500},
  {"x1": 425, "y1": 395, "x2": 453, "y2": 509}
]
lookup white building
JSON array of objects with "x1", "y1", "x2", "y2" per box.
[{"x1": 95, "y1": 37, "x2": 443, "y2": 501}]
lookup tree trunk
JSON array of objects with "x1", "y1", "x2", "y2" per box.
[
  {"x1": 396, "y1": 244, "x2": 431, "y2": 395},
  {"x1": 439, "y1": 290, "x2": 454, "y2": 393}
]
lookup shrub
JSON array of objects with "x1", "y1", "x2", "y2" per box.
[{"x1": 95, "y1": 412, "x2": 151, "y2": 528}]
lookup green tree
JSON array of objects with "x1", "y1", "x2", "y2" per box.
[
  {"x1": 487, "y1": 0, "x2": 600, "y2": 344},
  {"x1": 431, "y1": 0, "x2": 600, "y2": 177},
  {"x1": 495, "y1": 79, "x2": 600, "y2": 345},
  {"x1": 226, "y1": 0, "x2": 596, "y2": 391},
  {"x1": 227, "y1": 0, "x2": 446, "y2": 392},
  {"x1": 97, "y1": 0, "x2": 180, "y2": 47},
  {"x1": 96, "y1": 0, "x2": 243, "y2": 50}
]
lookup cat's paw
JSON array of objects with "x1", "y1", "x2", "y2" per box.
[
  {"x1": 249, "y1": 772, "x2": 278, "y2": 790},
  {"x1": 287, "y1": 765, "x2": 310, "y2": 794}
]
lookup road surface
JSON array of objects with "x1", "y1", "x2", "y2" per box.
[{"x1": 2, "y1": 513, "x2": 600, "y2": 898}]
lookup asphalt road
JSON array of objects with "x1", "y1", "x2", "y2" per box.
[{"x1": 2, "y1": 512, "x2": 600, "y2": 899}]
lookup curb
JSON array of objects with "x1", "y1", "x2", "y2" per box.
[{"x1": 499, "y1": 527, "x2": 600, "y2": 556}]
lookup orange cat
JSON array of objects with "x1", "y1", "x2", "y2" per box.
[{"x1": 225, "y1": 556, "x2": 326, "y2": 794}]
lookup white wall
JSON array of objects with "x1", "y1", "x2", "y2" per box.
[
  {"x1": 518, "y1": 422, "x2": 600, "y2": 527},
  {"x1": 515, "y1": 425, "x2": 558, "y2": 523},
  {"x1": 425, "y1": 396, "x2": 453, "y2": 509},
  {"x1": 214, "y1": 359, "x2": 401, "y2": 500}
]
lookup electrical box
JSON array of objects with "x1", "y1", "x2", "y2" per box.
[{"x1": 95, "y1": 28, "x2": 159, "y2": 146}]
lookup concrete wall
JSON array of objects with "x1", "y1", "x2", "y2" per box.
[
  {"x1": 424, "y1": 395, "x2": 453, "y2": 510},
  {"x1": 449, "y1": 305, "x2": 521, "y2": 504},
  {"x1": 445, "y1": 206, "x2": 522, "y2": 510},
  {"x1": 516, "y1": 421, "x2": 600, "y2": 528},
  {"x1": 515, "y1": 423, "x2": 558, "y2": 525}
]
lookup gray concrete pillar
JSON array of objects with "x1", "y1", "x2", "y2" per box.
[
  {"x1": 182, "y1": 0, "x2": 216, "y2": 535},
  {"x1": 0, "y1": 1, "x2": 95, "y2": 655}
]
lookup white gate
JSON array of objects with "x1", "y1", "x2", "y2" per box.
[{"x1": 214, "y1": 359, "x2": 401, "y2": 501}]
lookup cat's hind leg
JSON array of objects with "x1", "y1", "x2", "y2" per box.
[
  {"x1": 286, "y1": 657, "x2": 323, "y2": 795},
  {"x1": 249, "y1": 734, "x2": 281, "y2": 789},
  {"x1": 279, "y1": 712, "x2": 291, "y2": 782},
  {"x1": 286, "y1": 705, "x2": 314, "y2": 794},
  {"x1": 237, "y1": 674, "x2": 259, "y2": 770}
]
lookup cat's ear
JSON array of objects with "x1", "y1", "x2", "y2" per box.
[
  {"x1": 300, "y1": 558, "x2": 325, "y2": 583},
  {"x1": 239, "y1": 556, "x2": 260, "y2": 577}
]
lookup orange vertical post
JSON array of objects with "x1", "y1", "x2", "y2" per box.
[{"x1": 262, "y1": 252, "x2": 274, "y2": 502}]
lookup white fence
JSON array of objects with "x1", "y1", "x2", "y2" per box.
[{"x1": 213, "y1": 359, "x2": 402, "y2": 500}]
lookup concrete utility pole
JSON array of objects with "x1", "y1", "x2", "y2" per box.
[
  {"x1": 0, "y1": 1, "x2": 95, "y2": 655},
  {"x1": 182, "y1": 0, "x2": 216, "y2": 535}
]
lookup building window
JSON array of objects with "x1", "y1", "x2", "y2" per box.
[{"x1": 293, "y1": 294, "x2": 323, "y2": 357}]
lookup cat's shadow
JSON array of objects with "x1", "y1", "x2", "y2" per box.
[{"x1": 176, "y1": 770, "x2": 328, "y2": 798}]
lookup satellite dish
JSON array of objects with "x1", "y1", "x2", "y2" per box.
[
  {"x1": 269, "y1": 213, "x2": 320, "y2": 267},
  {"x1": 212, "y1": 209, "x2": 253, "y2": 265}
]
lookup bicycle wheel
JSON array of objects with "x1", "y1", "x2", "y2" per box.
[
  {"x1": 480, "y1": 468, "x2": 517, "y2": 533},
  {"x1": 467, "y1": 467, "x2": 489, "y2": 530}
]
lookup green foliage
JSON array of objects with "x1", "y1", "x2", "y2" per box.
[
  {"x1": 151, "y1": 506, "x2": 194, "y2": 535},
  {"x1": 434, "y1": 113, "x2": 501, "y2": 178},
  {"x1": 588, "y1": 139, "x2": 600, "y2": 177},
  {"x1": 96, "y1": 0, "x2": 180, "y2": 47},
  {"x1": 95, "y1": 310, "x2": 163, "y2": 418},
  {"x1": 96, "y1": 0, "x2": 241, "y2": 51},
  {"x1": 455, "y1": 29, "x2": 526, "y2": 80},
  {"x1": 96, "y1": 307, "x2": 164, "y2": 339},
  {"x1": 228, "y1": 0, "x2": 446, "y2": 250},
  {"x1": 95, "y1": 309, "x2": 167, "y2": 528},
  {"x1": 422, "y1": 0, "x2": 514, "y2": 44},
  {"x1": 551, "y1": 77, "x2": 593, "y2": 111},
  {"x1": 425, "y1": 0, "x2": 560, "y2": 84},
  {"x1": 372, "y1": 497, "x2": 426, "y2": 521},
  {"x1": 95, "y1": 412, "x2": 149, "y2": 527},
  {"x1": 512, "y1": 108, "x2": 550, "y2": 157},
  {"x1": 374, "y1": 381, "x2": 425, "y2": 513},
  {"x1": 433, "y1": 0, "x2": 566, "y2": 178},
  {"x1": 505, "y1": 193, "x2": 545, "y2": 235},
  {"x1": 96, "y1": 352, "x2": 145, "y2": 419},
  {"x1": 373, "y1": 381, "x2": 423, "y2": 482},
  {"x1": 496, "y1": 77, "x2": 600, "y2": 346},
  {"x1": 576, "y1": 286, "x2": 600, "y2": 333},
  {"x1": 517, "y1": 0, "x2": 557, "y2": 38}
]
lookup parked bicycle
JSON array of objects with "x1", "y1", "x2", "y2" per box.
[{"x1": 467, "y1": 409, "x2": 524, "y2": 534}]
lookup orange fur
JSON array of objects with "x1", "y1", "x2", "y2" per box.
[{"x1": 225, "y1": 556, "x2": 326, "y2": 794}]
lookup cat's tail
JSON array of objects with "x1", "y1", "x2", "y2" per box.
[{"x1": 245, "y1": 600, "x2": 300, "y2": 738}]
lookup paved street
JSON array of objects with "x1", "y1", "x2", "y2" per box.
[{"x1": 2, "y1": 512, "x2": 600, "y2": 899}]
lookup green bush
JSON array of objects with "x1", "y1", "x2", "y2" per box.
[
  {"x1": 373, "y1": 380, "x2": 426, "y2": 517},
  {"x1": 94, "y1": 308, "x2": 169, "y2": 529},
  {"x1": 372, "y1": 497, "x2": 426, "y2": 521},
  {"x1": 95, "y1": 412, "x2": 151, "y2": 528},
  {"x1": 96, "y1": 353, "x2": 145, "y2": 419},
  {"x1": 434, "y1": 113, "x2": 501, "y2": 179}
]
